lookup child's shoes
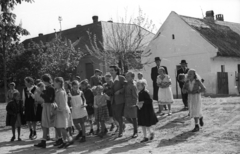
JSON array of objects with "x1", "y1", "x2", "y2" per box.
[
  {"x1": 200, "y1": 117, "x2": 204, "y2": 127},
  {"x1": 140, "y1": 137, "x2": 149, "y2": 143},
  {"x1": 192, "y1": 124, "x2": 200, "y2": 132},
  {"x1": 149, "y1": 133, "x2": 155, "y2": 140},
  {"x1": 10, "y1": 136, "x2": 15, "y2": 142}
]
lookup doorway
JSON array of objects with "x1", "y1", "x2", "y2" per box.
[{"x1": 85, "y1": 63, "x2": 94, "y2": 81}]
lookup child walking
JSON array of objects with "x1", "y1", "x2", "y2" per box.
[
  {"x1": 81, "y1": 80, "x2": 95, "y2": 135},
  {"x1": 94, "y1": 85, "x2": 110, "y2": 138},
  {"x1": 54, "y1": 77, "x2": 74, "y2": 148},
  {"x1": 137, "y1": 80, "x2": 158, "y2": 142},
  {"x1": 64, "y1": 81, "x2": 75, "y2": 137},
  {"x1": 124, "y1": 71, "x2": 138, "y2": 138},
  {"x1": 69, "y1": 80, "x2": 88, "y2": 142},
  {"x1": 157, "y1": 67, "x2": 174, "y2": 116},
  {"x1": 182, "y1": 69, "x2": 206, "y2": 132},
  {"x1": 6, "y1": 91, "x2": 25, "y2": 141},
  {"x1": 103, "y1": 73, "x2": 116, "y2": 131}
]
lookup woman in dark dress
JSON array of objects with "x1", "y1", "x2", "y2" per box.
[
  {"x1": 22, "y1": 77, "x2": 37, "y2": 140},
  {"x1": 136, "y1": 80, "x2": 158, "y2": 143}
]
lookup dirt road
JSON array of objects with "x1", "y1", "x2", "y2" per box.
[{"x1": 0, "y1": 97, "x2": 240, "y2": 154}]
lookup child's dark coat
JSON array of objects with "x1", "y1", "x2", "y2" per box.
[{"x1": 6, "y1": 100, "x2": 26, "y2": 127}]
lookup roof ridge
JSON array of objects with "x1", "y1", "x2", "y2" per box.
[{"x1": 180, "y1": 14, "x2": 240, "y2": 25}]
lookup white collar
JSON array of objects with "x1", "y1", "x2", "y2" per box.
[
  {"x1": 113, "y1": 75, "x2": 119, "y2": 82},
  {"x1": 27, "y1": 86, "x2": 34, "y2": 91}
]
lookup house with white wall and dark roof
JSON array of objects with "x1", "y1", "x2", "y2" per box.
[
  {"x1": 22, "y1": 16, "x2": 154, "y2": 81},
  {"x1": 142, "y1": 11, "x2": 240, "y2": 97}
]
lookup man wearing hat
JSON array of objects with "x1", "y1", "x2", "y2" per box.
[
  {"x1": 177, "y1": 60, "x2": 189, "y2": 110},
  {"x1": 90, "y1": 69, "x2": 104, "y2": 87},
  {"x1": 151, "y1": 57, "x2": 168, "y2": 113}
]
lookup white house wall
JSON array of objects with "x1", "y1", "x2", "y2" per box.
[
  {"x1": 211, "y1": 57, "x2": 240, "y2": 95},
  {"x1": 142, "y1": 11, "x2": 218, "y2": 96}
]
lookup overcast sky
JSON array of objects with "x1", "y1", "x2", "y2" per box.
[{"x1": 12, "y1": 0, "x2": 240, "y2": 42}]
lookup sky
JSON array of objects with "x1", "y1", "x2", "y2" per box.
[{"x1": 11, "y1": 0, "x2": 240, "y2": 42}]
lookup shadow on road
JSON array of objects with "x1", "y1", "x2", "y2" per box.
[{"x1": 157, "y1": 130, "x2": 196, "y2": 148}]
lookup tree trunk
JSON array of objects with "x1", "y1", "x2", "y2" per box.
[{"x1": 3, "y1": 41, "x2": 8, "y2": 103}]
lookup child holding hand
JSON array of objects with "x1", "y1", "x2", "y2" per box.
[
  {"x1": 69, "y1": 80, "x2": 88, "y2": 142},
  {"x1": 94, "y1": 85, "x2": 110, "y2": 138},
  {"x1": 182, "y1": 69, "x2": 206, "y2": 132},
  {"x1": 137, "y1": 80, "x2": 158, "y2": 143}
]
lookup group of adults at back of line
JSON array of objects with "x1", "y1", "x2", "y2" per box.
[
  {"x1": 5, "y1": 56, "x2": 206, "y2": 149},
  {"x1": 151, "y1": 57, "x2": 189, "y2": 113}
]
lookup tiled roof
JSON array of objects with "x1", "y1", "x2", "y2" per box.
[
  {"x1": 22, "y1": 22, "x2": 104, "y2": 53},
  {"x1": 180, "y1": 15, "x2": 240, "y2": 57}
]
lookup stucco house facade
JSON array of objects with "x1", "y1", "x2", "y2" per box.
[
  {"x1": 142, "y1": 11, "x2": 240, "y2": 97},
  {"x1": 22, "y1": 16, "x2": 154, "y2": 81}
]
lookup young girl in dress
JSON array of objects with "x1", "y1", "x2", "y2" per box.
[
  {"x1": 81, "y1": 80, "x2": 95, "y2": 135},
  {"x1": 23, "y1": 77, "x2": 37, "y2": 140},
  {"x1": 137, "y1": 80, "x2": 158, "y2": 143},
  {"x1": 182, "y1": 69, "x2": 206, "y2": 132},
  {"x1": 6, "y1": 91, "x2": 25, "y2": 141},
  {"x1": 64, "y1": 81, "x2": 75, "y2": 137},
  {"x1": 34, "y1": 74, "x2": 56, "y2": 148},
  {"x1": 157, "y1": 67, "x2": 174, "y2": 116},
  {"x1": 69, "y1": 80, "x2": 88, "y2": 142},
  {"x1": 54, "y1": 77, "x2": 74, "y2": 148},
  {"x1": 94, "y1": 85, "x2": 110, "y2": 138}
]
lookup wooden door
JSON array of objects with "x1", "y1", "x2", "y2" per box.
[
  {"x1": 217, "y1": 72, "x2": 229, "y2": 94},
  {"x1": 85, "y1": 63, "x2": 94, "y2": 81}
]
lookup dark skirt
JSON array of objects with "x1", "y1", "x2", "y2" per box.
[
  {"x1": 107, "y1": 100, "x2": 113, "y2": 117},
  {"x1": 25, "y1": 100, "x2": 37, "y2": 122},
  {"x1": 86, "y1": 105, "x2": 94, "y2": 116},
  {"x1": 6, "y1": 113, "x2": 26, "y2": 127},
  {"x1": 112, "y1": 103, "x2": 124, "y2": 120},
  {"x1": 35, "y1": 104, "x2": 43, "y2": 122},
  {"x1": 138, "y1": 102, "x2": 158, "y2": 127}
]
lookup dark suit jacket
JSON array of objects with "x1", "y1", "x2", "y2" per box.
[
  {"x1": 151, "y1": 66, "x2": 168, "y2": 83},
  {"x1": 111, "y1": 75, "x2": 127, "y2": 105},
  {"x1": 90, "y1": 75, "x2": 102, "y2": 87},
  {"x1": 177, "y1": 67, "x2": 189, "y2": 88}
]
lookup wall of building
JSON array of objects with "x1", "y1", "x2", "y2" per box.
[
  {"x1": 210, "y1": 57, "x2": 240, "y2": 94},
  {"x1": 141, "y1": 11, "x2": 218, "y2": 97},
  {"x1": 77, "y1": 55, "x2": 107, "y2": 80}
]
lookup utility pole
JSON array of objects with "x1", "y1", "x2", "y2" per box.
[{"x1": 58, "y1": 16, "x2": 62, "y2": 31}]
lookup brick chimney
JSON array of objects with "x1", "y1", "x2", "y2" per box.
[
  {"x1": 205, "y1": 10, "x2": 214, "y2": 22},
  {"x1": 92, "y1": 16, "x2": 98, "y2": 23},
  {"x1": 38, "y1": 33, "x2": 43, "y2": 37},
  {"x1": 216, "y1": 14, "x2": 224, "y2": 21}
]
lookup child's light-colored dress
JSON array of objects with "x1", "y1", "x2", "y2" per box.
[
  {"x1": 70, "y1": 91, "x2": 88, "y2": 119},
  {"x1": 183, "y1": 79, "x2": 204, "y2": 118},
  {"x1": 157, "y1": 75, "x2": 174, "y2": 105},
  {"x1": 54, "y1": 89, "x2": 71, "y2": 128}
]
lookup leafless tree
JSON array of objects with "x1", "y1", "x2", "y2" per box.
[{"x1": 85, "y1": 8, "x2": 155, "y2": 73}]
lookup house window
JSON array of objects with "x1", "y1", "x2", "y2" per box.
[
  {"x1": 221, "y1": 65, "x2": 225, "y2": 72},
  {"x1": 238, "y1": 64, "x2": 240, "y2": 72},
  {"x1": 172, "y1": 34, "x2": 175, "y2": 40}
]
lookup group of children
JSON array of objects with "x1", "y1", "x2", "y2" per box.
[{"x1": 5, "y1": 67, "x2": 206, "y2": 149}]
